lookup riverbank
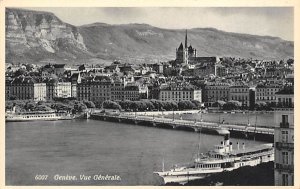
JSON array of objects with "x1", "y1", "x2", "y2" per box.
[{"x1": 166, "y1": 162, "x2": 274, "y2": 186}]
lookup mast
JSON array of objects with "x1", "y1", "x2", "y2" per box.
[
  {"x1": 197, "y1": 124, "x2": 202, "y2": 160},
  {"x1": 254, "y1": 112, "x2": 257, "y2": 141},
  {"x1": 162, "y1": 157, "x2": 165, "y2": 172}
]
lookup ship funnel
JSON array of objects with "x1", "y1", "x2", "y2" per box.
[
  {"x1": 224, "y1": 134, "x2": 230, "y2": 146},
  {"x1": 242, "y1": 143, "x2": 245, "y2": 150},
  {"x1": 229, "y1": 142, "x2": 233, "y2": 151},
  {"x1": 237, "y1": 142, "x2": 239, "y2": 150}
]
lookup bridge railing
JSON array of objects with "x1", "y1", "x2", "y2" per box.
[{"x1": 91, "y1": 113, "x2": 274, "y2": 134}]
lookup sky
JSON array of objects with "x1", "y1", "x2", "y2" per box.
[{"x1": 27, "y1": 7, "x2": 294, "y2": 41}]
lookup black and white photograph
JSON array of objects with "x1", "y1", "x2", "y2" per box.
[{"x1": 2, "y1": 0, "x2": 298, "y2": 187}]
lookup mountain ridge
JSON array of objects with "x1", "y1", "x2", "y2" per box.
[{"x1": 5, "y1": 8, "x2": 294, "y2": 64}]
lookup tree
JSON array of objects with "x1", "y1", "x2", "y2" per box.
[
  {"x1": 25, "y1": 101, "x2": 36, "y2": 111},
  {"x1": 78, "y1": 103, "x2": 87, "y2": 112},
  {"x1": 287, "y1": 58, "x2": 294, "y2": 66},
  {"x1": 141, "y1": 99, "x2": 155, "y2": 110},
  {"x1": 34, "y1": 105, "x2": 52, "y2": 111},
  {"x1": 83, "y1": 100, "x2": 96, "y2": 108},
  {"x1": 178, "y1": 100, "x2": 196, "y2": 110},
  {"x1": 191, "y1": 100, "x2": 201, "y2": 109},
  {"x1": 5, "y1": 101, "x2": 14, "y2": 110},
  {"x1": 103, "y1": 100, "x2": 121, "y2": 110},
  {"x1": 12, "y1": 100, "x2": 26, "y2": 110},
  {"x1": 223, "y1": 101, "x2": 242, "y2": 110},
  {"x1": 255, "y1": 102, "x2": 267, "y2": 111}
]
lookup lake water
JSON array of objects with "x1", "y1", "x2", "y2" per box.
[{"x1": 6, "y1": 119, "x2": 265, "y2": 185}]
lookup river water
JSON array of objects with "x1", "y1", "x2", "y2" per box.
[{"x1": 6, "y1": 119, "x2": 265, "y2": 186}]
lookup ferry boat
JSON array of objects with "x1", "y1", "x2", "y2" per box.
[
  {"x1": 154, "y1": 133, "x2": 274, "y2": 184},
  {"x1": 5, "y1": 111, "x2": 73, "y2": 122}
]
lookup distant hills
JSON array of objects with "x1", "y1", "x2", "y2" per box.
[{"x1": 5, "y1": 8, "x2": 294, "y2": 64}]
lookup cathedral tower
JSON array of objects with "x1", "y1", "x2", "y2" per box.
[{"x1": 183, "y1": 30, "x2": 189, "y2": 65}]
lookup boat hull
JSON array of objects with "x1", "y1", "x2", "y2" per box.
[
  {"x1": 155, "y1": 153, "x2": 274, "y2": 185},
  {"x1": 154, "y1": 173, "x2": 207, "y2": 184},
  {"x1": 5, "y1": 113, "x2": 73, "y2": 122}
]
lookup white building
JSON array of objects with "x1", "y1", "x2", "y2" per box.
[
  {"x1": 159, "y1": 83, "x2": 201, "y2": 102},
  {"x1": 55, "y1": 82, "x2": 72, "y2": 98}
]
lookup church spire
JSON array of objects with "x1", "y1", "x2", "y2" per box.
[{"x1": 185, "y1": 29, "x2": 187, "y2": 48}]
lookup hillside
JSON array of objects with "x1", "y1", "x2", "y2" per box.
[
  {"x1": 5, "y1": 8, "x2": 91, "y2": 64},
  {"x1": 5, "y1": 8, "x2": 294, "y2": 64}
]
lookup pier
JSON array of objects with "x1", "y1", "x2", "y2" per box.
[{"x1": 90, "y1": 113, "x2": 274, "y2": 142}]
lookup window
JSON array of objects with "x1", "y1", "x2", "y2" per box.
[
  {"x1": 282, "y1": 151, "x2": 289, "y2": 164},
  {"x1": 282, "y1": 131, "x2": 288, "y2": 143},
  {"x1": 282, "y1": 115, "x2": 289, "y2": 124},
  {"x1": 282, "y1": 174, "x2": 289, "y2": 186}
]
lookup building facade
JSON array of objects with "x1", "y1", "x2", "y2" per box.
[
  {"x1": 8, "y1": 77, "x2": 47, "y2": 101},
  {"x1": 203, "y1": 82, "x2": 230, "y2": 106},
  {"x1": 111, "y1": 79, "x2": 125, "y2": 101},
  {"x1": 193, "y1": 64, "x2": 216, "y2": 77},
  {"x1": 124, "y1": 85, "x2": 140, "y2": 101},
  {"x1": 255, "y1": 84, "x2": 281, "y2": 104},
  {"x1": 55, "y1": 82, "x2": 72, "y2": 98},
  {"x1": 46, "y1": 81, "x2": 72, "y2": 100},
  {"x1": 229, "y1": 84, "x2": 250, "y2": 106},
  {"x1": 274, "y1": 88, "x2": 294, "y2": 186},
  {"x1": 274, "y1": 91, "x2": 294, "y2": 186},
  {"x1": 159, "y1": 83, "x2": 201, "y2": 102},
  {"x1": 90, "y1": 78, "x2": 112, "y2": 107},
  {"x1": 77, "y1": 79, "x2": 92, "y2": 101}
]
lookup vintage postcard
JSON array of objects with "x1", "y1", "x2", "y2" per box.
[{"x1": 0, "y1": 0, "x2": 299, "y2": 188}]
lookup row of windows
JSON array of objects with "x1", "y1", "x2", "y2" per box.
[
  {"x1": 207, "y1": 91, "x2": 228, "y2": 94},
  {"x1": 161, "y1": 97, "x2": 192, "y2": 101},
  {"x1": 256, "y1": 92, "x2": 277, "y2": 96},
  {"x1": 206, "y1": 87, "x2": 229, "y2": 90},
  {"x1": 10, "y1": 88, "x2": 34, "y2": 92},
  {"x1": 23, "y1": 114, "x2": 56, "y2": 118},
  {"x1": 257, "y1": 88, "x2": 279, "y2": 92},
  {"x1": 161, "y1": 91, "x2": 192, "y2": 94},
  {"x1": 230, "y1": 88, "x2": 249, "y2": 92},
  {"x1": 196, "y1": 163, "x2": 220, "y2": 169},
  {"x1": 161, "y1": 94, "x2": 192, "y2": 98},
  {"x1": 91, "y1": 85, "x2": 110, "y2": 88},
  {"x1": 231, "y1": 96, "x2": 248, "y2": 101},
  {"x1": 256, "y1": 97, "x2": 275, "y2": 100},
  {"x1": 278, "y1": 98, "x2": 293, "y2": 103}
]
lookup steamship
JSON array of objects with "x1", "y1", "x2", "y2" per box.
[
  {"x1": 154, "y1": 133, "x2": 274, "y2": 184},
  {"x1": 5, "y1": 109, "x2": 73, "y2": 122}
]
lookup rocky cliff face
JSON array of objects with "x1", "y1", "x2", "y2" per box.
[{"x1": 6, "y1": 8, "x2": 89, "y2": 63}]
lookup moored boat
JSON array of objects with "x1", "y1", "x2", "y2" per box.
[
  {"x1": 5, "y1": 111, "x2": 73, "y2": 122},
  {"x1": 154, "y1": 133, "x2": 274, "y2": 184}
]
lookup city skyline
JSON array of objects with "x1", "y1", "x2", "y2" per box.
[{"x1": 26, "y1": 7, "x2": 294, "y2": 41}]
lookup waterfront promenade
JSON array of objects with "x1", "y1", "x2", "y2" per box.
[{"x1": 90, "y1": 113, "x2": 274, "y2": 141}]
